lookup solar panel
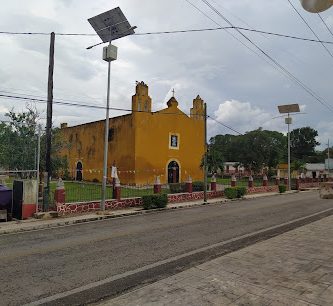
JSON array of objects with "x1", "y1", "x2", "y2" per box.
[
  {"x1": 88, "y1": 7, "x2": 135, "y2": 43},
  {"x1": 278, "y1": 104, "x2": 300, "y2": 114}
]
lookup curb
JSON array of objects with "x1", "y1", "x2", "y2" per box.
[{"x1": 0, "y1": 190, "x2": 302, "y2": 235}]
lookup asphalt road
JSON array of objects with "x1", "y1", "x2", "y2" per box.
[{"x1": 0, "y1": 191, "x2": 333, "y2": 305}]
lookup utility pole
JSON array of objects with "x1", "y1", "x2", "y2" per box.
[
  {"x1": 36, "y1": 125, "x2": 41, "y2": 214},
  {"x1": 203, "y1": 103, "x2": 208, "y2": 204},
  {"x1": 44, "y1": 31, "x2": 55, "y2": 211}
]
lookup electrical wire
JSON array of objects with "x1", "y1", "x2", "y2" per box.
[
  {"x1": 0, "y1": 92, "x2": 244, "y2": 135},
  {"x1": 287, "y1": 0, "x2": 333, "y2": 58},
  {"x1": 1, "y1": 27, "x2": 333, "y2": 45},
  {"x1": 196, "y1": 0, "x2": 333, "y2": 114},
  {"x1": 207, "y1": 115, "x2": 243, "y2": 135},
  {"x1": 317, "y1": 13, "x2": 333, "y2": 39},
  {"x1": 184, "y1": 0, "x2": 289, "y2": 81}
]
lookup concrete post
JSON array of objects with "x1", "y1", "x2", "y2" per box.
[
  {"x1": 210, "y1": 174, "x2": 217, "y2": 192},
  {"x1": 153, "y1": 176, "x2": 161, "y2": 194},
  {"x1": 263, "y1": 175, "x2": 268, "y2": 187},
  {"x1": 186, "y1": 176, "x2": 193, "y2": 193},
  {"x1": 54, "y1": 178, "x2": 65, "y2": 205},
  {"x1": 231, "y1": 174, "x2": 236, "y2": 187},
  {"x1": 248, "y1": 175, "x2": 253, "y2": 188},
  {"x1": 114, "y1": 178, "x2": 121, "y2": 201},
  {"x1": 284, "y1": 177, "x2": 289, "y2": 189}
]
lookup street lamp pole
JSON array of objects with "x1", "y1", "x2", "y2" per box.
[
  {"x1": 328, "y1": 139, "x2": 330, "y2": 177},
  {"x1": 287, "y1": 113, "x2": 291, "y2": 191},
  {"x1": 101, "y1": 42, "x2": 116, "y2": 211},
  {"x1": 87, "y1": 7, "x2": 136, "y2": 211},
  {"x1": 277, "y1": 104, "x2": 300, "y2": 191}
]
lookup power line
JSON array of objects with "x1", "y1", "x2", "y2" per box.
[
  {"x1": 0, "y1": 92, "x2": 244, "y2": 135},
  {"x1": 207, "y1": 115, "x2": 243, "y2": 135},
  {"x1": 197, "y1": 0, "x2": 333, "y2": 114},
  {"x1": 2, "y1": 27, "x2": 333, "y2": 45},
  {"x1": 317, "y1": 13, "x2": 333, "y2": 39},
  {"x1": 184, "y1": 0, "x2": 291, "y2": 81},
  {"x1": 287, "y1": 0, "x2": 333, "y2": 58}
]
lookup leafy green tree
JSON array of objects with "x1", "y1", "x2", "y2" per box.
[
  {"x1": 202, "y1": 145, "x2": 224, "y2": 174},
  {"x1": 0, "y1": 106, "x2": 68, "y2": 178},
  {"x1": 290, "y1": 160, "x2": 306, "y2": 174},
  {"x1": 290, "y1": 127, "x2": 320, "y2": 161},
  {"x1": 207, "y1": 129, "x2": 286, "y2": 175},
  {"x1": 235, "y1": 129, "x2": 286, "y2": 174},
  {"x1": 0, "y1": 105, "x2": 38, "y2": 171}
]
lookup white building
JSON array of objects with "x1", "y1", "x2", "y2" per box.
[{"x1": 305, "y1": 163, "x2": 325, "y2": 178}]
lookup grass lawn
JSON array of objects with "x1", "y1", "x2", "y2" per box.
[
  {"x1": 49, "y1": 181, "x2": 169, "y2": 203},
  {"x1": 2, "y1": 179, "x2": 170, "y2": 203}
]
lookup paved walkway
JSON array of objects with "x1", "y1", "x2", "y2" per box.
[
  {"x1": 0, "y1": 191, "x2": 296, "y2": 235},
  {"x1": 98, "y1": 214, "x2": 333, "y2": 306}
]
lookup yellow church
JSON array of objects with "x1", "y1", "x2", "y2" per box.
[{"x1": 59, "y1": 81, "x2": 205, "y2": 185}]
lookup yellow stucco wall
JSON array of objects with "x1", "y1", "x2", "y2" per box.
[{"x1": 59, "y1": 82, "x2": 205, "y2": 185}]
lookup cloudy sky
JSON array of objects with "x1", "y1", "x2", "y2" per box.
[{"x1": 0, "y1": 0, "x2": 332, "y2": 148}]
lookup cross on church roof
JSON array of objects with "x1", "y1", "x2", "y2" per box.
[{"x1": 172, "y1": 88, "x2": 175, "y2": 97}]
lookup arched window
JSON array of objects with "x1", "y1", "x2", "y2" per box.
[
  {"x1": 167, "y1": 161, "x2": 179, "y2": 183},
  {"x1": 76, "y1": 161, "x2": 83, "y2": 181}
]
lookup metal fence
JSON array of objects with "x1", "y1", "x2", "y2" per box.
[
  {"x1": 44, "y1": 176, "x2": 293, "y2": 205},
  {"x1": 48, "y1": 181, "x2": 170, "y2": 204}
]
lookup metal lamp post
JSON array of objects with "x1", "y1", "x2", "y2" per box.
[
  {"x1": 88, "y1": 7, "x2": 136, "y2": 211},
  {"x1": 278, "y1": 104, "x2": 300, "y2": 191}
]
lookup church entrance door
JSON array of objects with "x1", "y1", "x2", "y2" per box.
[
  {"x1": 76, "y1": 161, "x2": 83, "y2": 181},
  {"x1": 168, "y1": 161, "x2": 179, "y2": 183}
]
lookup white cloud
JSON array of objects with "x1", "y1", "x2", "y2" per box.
[
  {"x1": 0, "y1": 0, "x2": 332, "y2": 147},
  {"x1": 211, "y1": 99, "x2": 284, "y2": 135},
  {"x1": 316, "y1": 121, "x2": 333, "y2": 150},
  {"x1": 0, "y1": 105, "x2": 9, "y2": 115}
]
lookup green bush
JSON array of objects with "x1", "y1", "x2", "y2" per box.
[
  {"x1": 236, "y1": 186, "x2": 247, "y2": 198},
  {"x1": 169, "y1": 183, "x2": 186, "y2": 194},
  {"x1": 278, "y1": 185, "x2": 287, "y2": 193},
  {"x1": 224, "y1": 188, "x2": 238, "y2": 199},
  {"x1": 224, "y1": 187, "x2": 247, "y2": 199},
  {"x1": 142, "y1": 194, "x2": 168, "y2": 210}
]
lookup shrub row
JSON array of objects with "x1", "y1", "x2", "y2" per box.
[
  {"x1": 142, "y1": 194, "x2": 168, "y2": 210},
  {"x1": 224, "y1": 187, "x2": 247, "y2": 199},
  {"x1": 278, "y1": 185, "x2": 287, "y2": 193}
]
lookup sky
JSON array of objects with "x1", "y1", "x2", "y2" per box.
[{"x1": 0, "y1": 0, "x2": 332, "y2": 149}]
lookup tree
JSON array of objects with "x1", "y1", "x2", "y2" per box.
[
  {"x1": 203, "y1": 145, "x2": 224, "y2": 174},
  {"x1": 207, "y1": 129, "x2": 286, "y2": 175},
  {"x1": 0, "y1": 105, "x2": 38, "y2": 171},
  {"x1": 290, "y1": 127, "x2": 320, "y2": 161},
  {"x1": 0, "y1": 106, "x2": 68, "y2": 178},
  {"x1": 235, "y1": 129, "x2": 286, "y2": 174}
]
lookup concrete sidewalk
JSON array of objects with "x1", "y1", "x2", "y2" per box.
[
  {"x1": 0, "y1": 190, "x2": 298, "y2": 235},
  {"x1": 98, "y1": 214, "x2": 333, "y2": 306}
]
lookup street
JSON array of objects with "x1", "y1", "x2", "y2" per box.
[{"x1": 0, "y1": 191, "x2": 333, "y2": 305}]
